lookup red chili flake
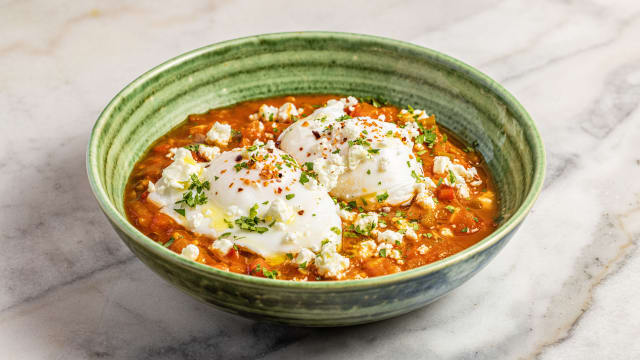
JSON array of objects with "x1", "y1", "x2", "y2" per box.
[
  {"x1": 235, "y1": 155, "x2": 243, "y2": 162},
  {"x1": 298, "y1": 210, "x2": 305, "y2": 215},
  {"x1": 277, "y1": 187, "x2": 283, "y2": 194},
  {"x1": 312, "y1": 130, "x2": 321, "y2": 139},
  {"x1": 238, "y1": 188, "x2": 244, "y2": 192}
]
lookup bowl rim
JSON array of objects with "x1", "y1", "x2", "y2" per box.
[{"x1": 87, "y1": 31, "x2": 545, "y2": 289}]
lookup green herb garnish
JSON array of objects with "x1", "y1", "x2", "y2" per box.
[{"x1": 376, "y1": 192, "x2": 389, "y2": 203}]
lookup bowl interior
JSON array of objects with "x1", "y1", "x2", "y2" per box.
[{"x1": 88, "y1": 32, "x2": 544, "y2": 281}]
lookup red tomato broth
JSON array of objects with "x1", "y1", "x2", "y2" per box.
[{"x1": 124, "y1": 95, "x2": 499, "y2": 281}]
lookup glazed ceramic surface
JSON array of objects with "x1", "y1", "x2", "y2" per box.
[{"x1": 87, "y1": 32, "x2": 544, "y2": 326}]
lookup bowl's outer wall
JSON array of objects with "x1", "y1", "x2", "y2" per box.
[
  {"x1": 88, "y1": 32, "x2": 544, "y2": 326},
  {"x1": 113, "y1": 218, "x2": 519, "y2": 326}
]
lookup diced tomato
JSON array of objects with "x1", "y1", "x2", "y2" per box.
[
  {"x1": 437, "y1": 186, "x2": 456, "y2": 202},
  {"x1": 248, "y1": 258, "x2": 268, "y2": 277},
  {"x1": 152, "y1": 143, "x2": 173, "y2": 153},
  {"x1": 226, "y1": 247, "x2": 240, "y2": 260},
  {"x1": 149, "y1": 212, "x2": 174, "y2": 233},
  {"x1": 362, "y1": 258, "x2": 401, "y2": 277}
]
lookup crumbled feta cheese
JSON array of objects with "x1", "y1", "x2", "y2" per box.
[
  {"x1": 400, "y1": 108, "x2": 429, "y2": 121},
  {"x1": 258, "y1": 104, "x2": 278, "y2": 122},
  {"x1": 186, "y1": 211, "x2": 205, "y2": 228},
  {"x1": 197, "y1": 145, "x2": 220, "y2": 161},
  {"x1": 156, "y1": 148, "x2": 203, "y2": 190},
  {"x1": 278, "y1": 102, "x2": 299, "y2": 121},
  {"x1": 433, "y1": 156, "x2": 478, "y2": 199},
  {"x1": 354, "y1": 212, "x2": 379, "y2": 234},
  {"x1": 377, "y1": 230, "x2": 403, "y2": 244},
  {"x1": 433, "y1": 156, "x2": 452, "y2": 175},
  {"x1": 341, "y1": 96, "x2": 358, "y2": 111},
  {"x1": 338, "y1": 209, "x2": 356, "y2": 221},
  {"x1": 265, "y1": 198, "x2": 294, "y2": 223},
  {"x1": 166, "y1": 147, "x2": 178, "y2": 159},
  {"x1": 212, "y1": 238, "x2": 233, "y2": 254},
  {"x1": 441, "y1": 227, "x2": 454, "y2": 237},
  {"x1": 417, "y1": 244, "x2": 430, "y2": 255},
  {"x1": 313, "y1": 153, "x2": 346, "y2": 190},
  {"x1": 315, "y1": 243, "x2": 350, "y2": 279},
  {"x1": 405, "y1": 228, "x2": 418, "y2": 241},
  {"x1": 457, "y1": 184, "x2": 470, "y2": 198},
  {"x1": 181, "y1": 244, "x2": 199, "y2": 261},
  {"x1": 347, "y1": 145, "x2": 369, "y2": 170},
  {"x1": 378, "y1": 154, "x2": 391, "y2": 172},
  {"x1": 378, "y1": 114, "x2": 386, "y2": 121},
  {"x1": 295, "y1": 248, "x2": 315, "y2": 265},
  {"x1": 376, "y1": 242, "x2": 401, "y2": 260},
  {"x1": 264, "y1": 139, "x2": 277, "y2": 150},
  {"x1": 359, "y1": 240, "x2": 377, "y2": 258},
  {"x1": 403, "y1": 121, "x2": 420, "y2": 139},
  {"x1": 415, "y1": 183, "x2": 436, "y2": 209},
  {"x1": 206, "y1": 122, "x2": 232, "y2": 146},
  {"x1": 342, "y1": 122, "x2": 362, "y2": 140}
]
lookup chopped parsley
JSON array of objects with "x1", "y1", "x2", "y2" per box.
[
  {"x1": 234, "y1": 161, "x2": 248, "y2": 172},
  {"x1": 330, "y1": 227, "x2": 341, "y2": 235},
  {"x1": 358, "y1": 96, "x2": 390, "y2": 108},
  {"x1": 285, "y1": 193, "x2": 295, "y2": 200},
  {"x1": 163, "y1": 237, "x2": 175, "y2": 248},
  {"x1": 184, "y1": 144, "x2": 200, "y2": 152},
  {"x1": 304, "y1": 162, "x2": 314, "y2": 171},
  {"x1": 415, "y1": 130, "x2": 437, "y2": 147},
  {"x1": 448, "y1": 170, "x2": 456, "y2": 184},
  {"x1": 251, "y1": 264, "x2": 277, "y2": 279},
  {"x1": 379, "y1": 248, "x2": 387, "y2": 257},
  {"x1": 461, "y1": 227, "x2": 469, "y2": 233},
  {"x1": 286, "y1": 253, "x2": 293, "y2": 260},
  {"x1": 445, "y1": 205, "x2": 456, "y2": 213},
  {"x1": 299, "y1": 261, "x2": 307, "y2": 269},
  {"x1": 174, "y1": 208, "x2": 186, "y2": 216},
  {"x1": 299, "y1": 172, "x2": 310, "y2": 185},
  {"x1": 347, "y1": 138, "x2": 371, "y2": 147},
  {"x1": 376, "y1": 191, "x2": 389, "y2": 203},
  {"x1": 367, "y1": 148, "x2": 380, "y2": 154},
  {"x1": 174, "y1": 174, "x2": 210, "y2": 208}
]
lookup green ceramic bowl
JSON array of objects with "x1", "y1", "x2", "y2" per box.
[{"x1": 87, "y1": 32, "x2": 544, "y2": 326}]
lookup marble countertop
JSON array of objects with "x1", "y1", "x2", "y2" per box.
[{"x1": 2, "y1": 0, "x2": 639, "y2": 358}]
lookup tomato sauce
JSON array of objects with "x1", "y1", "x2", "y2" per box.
[{"x1": 124, "y1": 95, "x2": 498, "y2": 280}]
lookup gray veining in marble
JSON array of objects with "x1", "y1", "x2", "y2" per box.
[{"x1": 1, "y1": 0, "x2": 639, "y2": 359}]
